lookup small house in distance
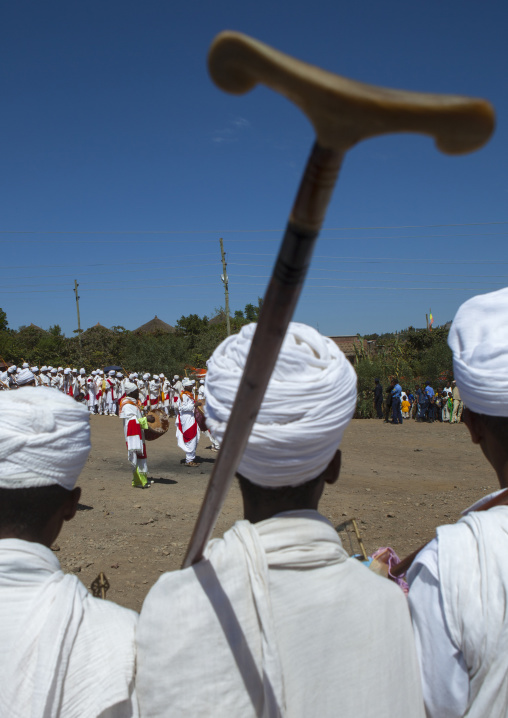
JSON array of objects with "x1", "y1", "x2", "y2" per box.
[
  {"x1": 328, "y1": 335, "x2": 376, "y2": 364},
  {"x1": 134, "y1": 316, "x2": 175, "y2": 335}
]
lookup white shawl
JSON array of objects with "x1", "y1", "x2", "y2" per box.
[
  {"x1": 438, "y1": 506, "x2": 508, "y2": 717},
  {"x1": 0, "y1": 539, "x2": 138, "y2": 718},
  {"x1": 137, "y1": 511, "x2": 423, "y2": 717}
]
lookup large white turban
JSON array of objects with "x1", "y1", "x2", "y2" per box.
[
  {"x1": 16, "y1": 369, "x2": 35, "y2": 386},
  {"x1": 0, "y1": 387, "x2": 91, "y2": 490},
  {"x1": 124, "y1": 380, "x2": 137, "y2": 395},
  {"x1": 448, "y1": 287, "x2": 508, "y2": 417},
  {"x1": 205, "y1": 322, "x2": 357, "y2": 487}
]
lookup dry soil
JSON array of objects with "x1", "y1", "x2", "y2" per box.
[{"x1": 56, "y1": 414, "x2": 495, "y2": 612}]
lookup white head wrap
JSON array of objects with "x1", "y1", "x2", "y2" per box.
[
  {"x1": 143, "y1": 373, "x2": 150, "y2": 380},
  {"x1": 47, "y1": 366, "x2": 53, "y2": 371},
  {"x1": 116, "y1": 372, "x2": 123, "y2": 378},
  {"x1": 80, "y1": 368, "x2": 86, "y2": 375},
  {"x1": 182, "y1": 378, "x2": 194, "y2": 387},
  {"x1": 40, "y1": 366, "x2": 48, "y2": 372},
  {"x1": 199, "y1": 379, "x2": 205, "y2": 384},
  {"x1": 72, "y1": 368, "x2": 77, "y2": 374},
  {"x1": 124, "y1": 380, "x2": 137, "y2": 395},
  {"x1": 51, "y1": 368, "x2": 57, "y2": 374},
  {"x1": 152, "y1": 374, "x2": 159, "y2": 381},
  {"x1": 174, "y1": 375, "x2": 179, "y2": 380},
  {"x1": 31, "y1": 366, "x2": 38, "y2": 373},
  {"x1": 159, "y1": 373, "x2": 164, "y2": 378},
  {"x1": 205, "y1": 322, "x2": 357, "y2": 487},
  {"x1": 448, "y1": 287, "x2": 508, "y2": 417},
  {"x1": 108, "y1": 370, "x2": 115, "y2": 376},
  {"x1": 16, "y1": 369, "x2": 35, "y2": 386},
  {"x1": 91, "y1": 370, "x2": 97, "y2": 375},
  {"x1": 58, "y1": 367, "x2": 64, "y2": 372},
  {"x1": 22, "y1": 363, "x2": 29, "y2": 369},
  {"x1": 7, "y1": 366, "x2": 16, "y2": 374},
  {"x1": 63, "y1": 368, "x2": 71, "y2": 375},
  {"x1": 0, "y1": 387, "x2": 91, "y2": 489}
]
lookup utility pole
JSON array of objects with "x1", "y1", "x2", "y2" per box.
[
  {"x1": 74, "y1": 280, "x2": 82, "y2": 344},
  {"x1": 219, "y1": 238, "x2": 231, "y2": 336}
]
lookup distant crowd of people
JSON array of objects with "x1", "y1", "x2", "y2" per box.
[{"x1": 374, "y1": 378, "x2": 464, "y2": 424}]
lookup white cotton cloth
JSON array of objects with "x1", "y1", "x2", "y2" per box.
[
  {"x1": 124, "y1": 380, "x2": 137, "y2": 395},
  {"x1": 448, "y1": 286, "x2": 508, "y2": 417},
  {"x1": 17, "y1": 369, "x2": 35, "y2": 385},
  {"x1": 204, "y1": 322, "x2": 357, "y2": 487},
  {"x1": 137, "y1": 510, "x2": 424, "y2": 718},
  {"x1": 0, "y1": 539, "x2": 138, "y2": 718},
  {"x1": 409, "y1": 503, "x2": 508, "y2": 718},
  {"x1": 0, "y1": 387, "x2": 91, "y2": 490}
]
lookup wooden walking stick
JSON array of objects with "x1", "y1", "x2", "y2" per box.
[{"x1": 182, "y1": 31, "x2": 495, "y2": 569}]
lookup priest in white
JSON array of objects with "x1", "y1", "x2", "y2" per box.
[
  {"x1": 137, "y1": 322, "x2": 424, "y2": 718},
  {"x1": 175, "y1": 377, "x2": 199, "y2": 466},
  {"x1": 0, "y1": 387, "x2": 139, "y2": 717},
  {"x1": 408, "y1": 286, "x2": 508, "y2": 718}
]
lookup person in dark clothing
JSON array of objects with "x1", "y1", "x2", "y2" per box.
[
  {"x1": 384, "y1": 385, "x2": 393, "y2": 422},
  {"x1": 374, "y1": 379, "x2": 383, "y2": 419}
]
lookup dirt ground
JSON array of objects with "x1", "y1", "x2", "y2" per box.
[{"x1": 56, "y1": 414, "x2": 495, "y2": 612}]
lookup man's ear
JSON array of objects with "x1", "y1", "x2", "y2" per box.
[
  {"x1": 324, "y1": 450, "x2": 341, "y2": 485},
  {"x1": 463, "y1": 408, "x2": 482, "y2": 445},
  {"x1": 62, "y1": 487, "x2": 81, "y2": 523}
]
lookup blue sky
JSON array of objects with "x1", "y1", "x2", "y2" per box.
[{"x1": 1, "y1": 1, "x2": 506, "y2": 337}]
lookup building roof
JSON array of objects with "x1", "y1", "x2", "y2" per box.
[
  {"x1": 328, "y1": 335, "x2": 376, "y2": 362},
  {"x1": 81, "y1": 322, "x2": 114, "y2": 335},
  {"x1": 134, "y1": 315, "x2": 175, "y2": 334}
]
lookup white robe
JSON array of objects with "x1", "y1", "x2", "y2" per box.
[
  {"x1": 137, "y1": 510, "x2": 424, "y2": 718},
  {"x1": 175, "y1": 393, "x2": 199, "y2": 460},
  {"x1": 0, "y1": 539, "x2": 138, "y2": 718},
  {"x1": 408, "y1": 499, "x2": 508, "y2": 718}
]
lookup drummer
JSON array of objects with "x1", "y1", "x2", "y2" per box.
[{"x1": 119, "y1": 380, "x2": 154, "y2": 489}]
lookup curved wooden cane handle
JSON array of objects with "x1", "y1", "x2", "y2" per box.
[{"x1": 209, "y1": 31, "x2": 494, "y2": 155}]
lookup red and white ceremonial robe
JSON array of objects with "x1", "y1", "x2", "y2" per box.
[
  {"x1": 119, "y1": 398, "x2": 149, "y2": 487},
  {"x1": 175, "y1": 393, "x2": 200, "y2": 463}
]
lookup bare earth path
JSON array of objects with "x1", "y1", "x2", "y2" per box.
[{"x1": 57, "y1": 415, "x2": 495, "y2": 612}]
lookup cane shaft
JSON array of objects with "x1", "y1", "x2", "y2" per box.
[{"x1": 182, "y1": 145, "x2": 343, "y2": 568}]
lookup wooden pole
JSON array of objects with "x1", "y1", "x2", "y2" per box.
[
  {"x1": 74, "y1": 280, "x2": 82, "y2": 344},
  {"x1": 220, "y1": 238, "x2": 231, "y2": 336},
  {"x1": 182, "y1": 30, "x2": 495, "y2": 569}
]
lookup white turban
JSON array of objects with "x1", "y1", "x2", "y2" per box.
[
  {"x1": 30, "y1": 366, "x2": 38, "y2": 373},
  {"x1": 63, "y1": 368, "x2": 70, "y2": 375},
  {"x1": 80, "y1": 368, "x2": 86, "y2": 375},
  {"x1": 205, "y1": 322, "x2": 357, "y2": 487},
  {"x1": 448, "y1": 287, "x2": 508, "y2": 417},
  {"x1": 143, "y1": 373, "x2": 150, "y2": 380},
  {"x1": 8, "y1": 366, "x2": 16, "y2": 374},
  {"x1": 124, "y1": 380, "x2": 137, "y2": 394},
  {"x1": 174, "y1": 375, "x2": 179, "y2": 380},
  {"x1": 16, "y1": 369, "x2": 35, "y2": 386},
  {"x1": 40, "y1": 366, "x2": 48, "y2": 372},
  {"x1": 182, "y1": 378, "x2": 194, "y2": 387},
  {"x1": 0, "y1": 387, "x2": 91, "y2": 490},
  {"x1": 22, "y1": 363, "x2": 29, "y2": 369}
]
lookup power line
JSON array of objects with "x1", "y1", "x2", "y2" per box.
[{"x1": 0, "y1": 220, "x2": 507, "y2": 234}]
